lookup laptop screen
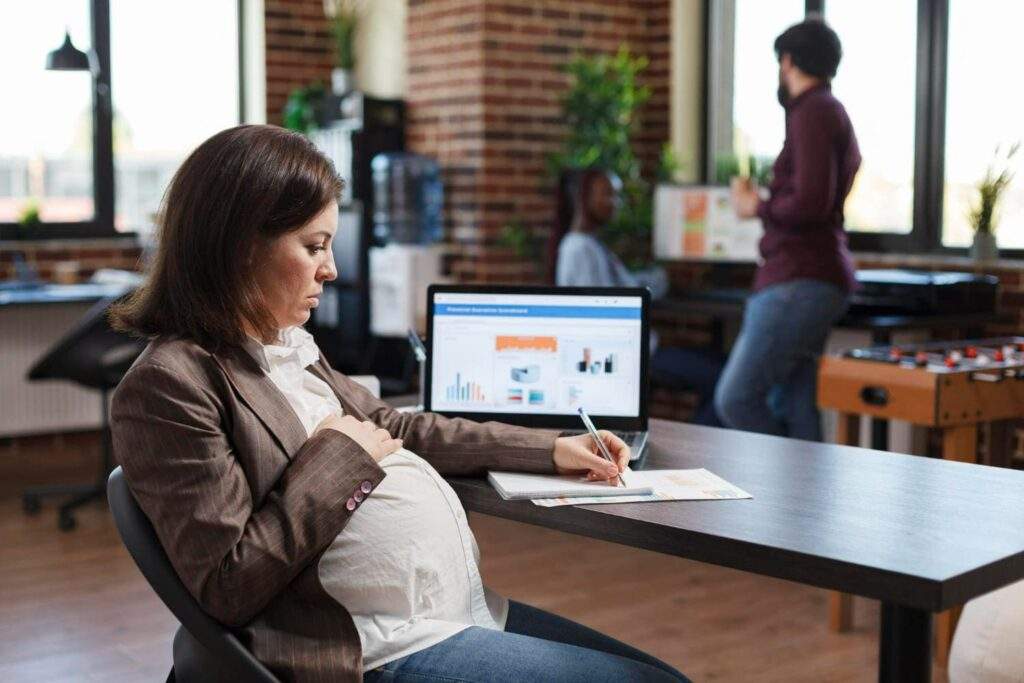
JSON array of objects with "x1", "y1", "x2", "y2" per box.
[{"x1": 425, "y1": 286, "x2": 649, "y2": 430}]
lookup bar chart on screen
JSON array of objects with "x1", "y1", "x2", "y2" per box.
[{"x1": 444, "y1": 373, "x2": 487, "y2": 403}]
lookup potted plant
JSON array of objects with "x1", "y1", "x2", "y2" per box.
[
  {"x1": 323, "y1": 0, "x2": 364, "y2": 94},
  {"x1": 282, "y1": 82, "x2": 326, "y2": 135},
  {"x1": 968, "y1": 143, "x2": 1018, "y2": 261},
  {"x1": 17, "y1": 199, "x2": 41, "y2": 235},
  {"x1": 549, "y1": 45, "x2": 655, "y2": 266}
]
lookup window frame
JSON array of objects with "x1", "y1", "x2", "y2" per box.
[
  {"x1": 0, "y1": 0, "x2": 246, "y2": 241},
  {"x1": 704, "y1": 0, "x2": 1024, "y2": 259}
]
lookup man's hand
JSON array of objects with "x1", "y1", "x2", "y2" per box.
[
  {"x1": 553, "y1": 431, "x2": 631, "y2": 482},
  {"x1": 730, "y1": 176, "x2": 760, "y2": 219},
  {"x1": 315, "y1": 414, "x2": 402, "y2": 462}
]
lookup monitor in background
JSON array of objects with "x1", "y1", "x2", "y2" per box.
[{"x1": 425, "y1": 285, "x2": 650, "y2": 432}]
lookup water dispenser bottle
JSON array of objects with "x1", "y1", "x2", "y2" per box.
[{"x1": 371, "y1": 152, "x2": 443, "y2": 245}]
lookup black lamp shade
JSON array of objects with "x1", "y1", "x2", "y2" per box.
[{"x1": 46, "y1": 31, "x2": 91, "y2": 71}]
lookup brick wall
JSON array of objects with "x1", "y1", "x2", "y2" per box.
[
  {"x1": 406, "y1": 0, "x2": 671, "y2": 283},
  {"x1": 264, "y1": 0, "x2": 335, "y2": 125}
]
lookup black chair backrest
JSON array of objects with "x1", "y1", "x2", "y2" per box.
[
  {"x1": 107, "y1": 467, "x2": 279, "y2": 682},
  {"x1": 29, "y1": 294, "x2": 147, "y2": 390}
]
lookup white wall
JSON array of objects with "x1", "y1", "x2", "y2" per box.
[
  {"x1": 243, "y1": 0, "x2": 267, "y2": 124},
  {"x1": 671, "y1": 0, "x2": 706, "y2": 182},
  {"x1": 355, "y1": 0, "x2": 407, "y2": 99}
]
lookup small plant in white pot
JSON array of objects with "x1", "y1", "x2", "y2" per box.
[
  {"x1": 323, "y1": 0, "x2": 365, "y2": 94},
  {"x1": 968, "y1": 142, "x2": 1018, "y2": 261}
]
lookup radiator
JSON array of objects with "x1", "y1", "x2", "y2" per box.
[{"x1": 1, "y1": 303, "x2": 103, "y2": 437}]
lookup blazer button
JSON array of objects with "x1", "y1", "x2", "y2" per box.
[
  {"x1": 345, "y1": 498, "x2": 357, "y2": 511},
  {"x1": 354, "y1": 490, "x2": 365, "y2": 503},
  {"x1": 360, "y1": 480, "x2": 373, "y2": 494}
]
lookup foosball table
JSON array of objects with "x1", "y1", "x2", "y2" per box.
[{"x1": 818, "y1": 336, "x2": 1024, "y2": 666}]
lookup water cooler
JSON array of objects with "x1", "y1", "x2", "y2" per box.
[{"x1": 369, "y1": 153, "x2": 448, "y2": 341}]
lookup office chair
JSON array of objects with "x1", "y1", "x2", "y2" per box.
[
  {"x1": 22, "y1": 292, "x2": 148, "y2": 530},
  {"x1": 107, "y1": 467, "x2": 281, "y2": 683}
]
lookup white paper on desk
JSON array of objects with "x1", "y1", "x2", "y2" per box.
[
  {"x1": 488, "y1": 468, "x2": 652, "y2": 500},
  {"x1": 531, "y1": 468, "x2": 751, "y2": 507}
]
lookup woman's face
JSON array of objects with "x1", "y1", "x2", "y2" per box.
[
  {"x1": 255, "y1": 201, "x2": 339, "y2": 331},
  {"x1": 585, "y1": 174, "x2": 619, "y2": 225}
]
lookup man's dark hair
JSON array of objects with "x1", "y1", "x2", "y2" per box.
[
  {"x1": 110, "y1": 125, "x2": 343, "y2": 350},
  {"x1": 774, "y1": 18, "x2": 842, "y2": 80}
]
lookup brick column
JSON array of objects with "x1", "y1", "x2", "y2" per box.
[
  {"x1": 264, "y1": 0, "x2": 334, "y2": 125},
  {"x1": 407, "y1": 0, "x2": 671, "y2": 283}
]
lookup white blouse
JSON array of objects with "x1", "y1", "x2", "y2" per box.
[{"x1": 246, "y1": 327, "x2": 507, "y2": 672}]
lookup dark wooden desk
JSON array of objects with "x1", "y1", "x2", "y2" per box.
[{"x1": 448, "y1": 419, "x2": 1024, "y2": 683}]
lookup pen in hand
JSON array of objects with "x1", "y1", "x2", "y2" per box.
[{"x1": 577, "y1": 406, "x2": 625, "y2": 487}]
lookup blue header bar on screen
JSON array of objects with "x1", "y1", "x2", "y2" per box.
[{"x1": 434, "y1": 304, "x2": 641, "y2": 319}]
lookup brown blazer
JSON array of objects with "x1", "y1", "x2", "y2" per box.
[{"x1": 110, "y1": 336, "x2": 559, "y2": 682}]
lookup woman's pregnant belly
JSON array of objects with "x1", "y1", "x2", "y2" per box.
[{"x1": 316, "y1": 449, "x2": 476, "y2": 629}]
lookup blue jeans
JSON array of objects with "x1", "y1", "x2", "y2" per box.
[
  {"x1": 713, "y1": 279, "x2": 849, "y2": 442},
  {"x1": 363, "y1": 601, "x2": 689, "y2": 682}
]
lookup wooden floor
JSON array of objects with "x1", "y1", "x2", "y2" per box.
[{"x1": 0, "y1": 492, "x2": 950, "y2": 682}]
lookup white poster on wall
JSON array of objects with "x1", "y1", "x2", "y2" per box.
[{"x1": 654, "y1": 184, "x2": 763, "y2": 261}]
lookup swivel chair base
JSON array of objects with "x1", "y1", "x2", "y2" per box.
[
  {"x1": 23, "y1": 478, "x2": 110, "y2": 531},
  {"x1": 22, "y1": 390, "x2": 114, "y2": 531}
]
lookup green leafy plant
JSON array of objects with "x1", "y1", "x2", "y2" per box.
[
  {"x1": 658, "y1": 143, "x2": 681, "y2": 183},
  {"x1": 17, "y1": 199, "x2": 41, "y2": 229},
  {"x1": 549, "y1": 45, "x2": 654, "y2": 265},
  {"x1": 324, "y1": 0, "x2": 364, "y2": 70},
  {"x1": 282, "y1": 82, "x2": 325, "y2": 135},
  {"x1": 714, "y1": 153, "x2": 773, "y2": 187},
  {"x1": 968, "y1": 143, "x2": 1019, "y2": 234},
  {"x1": 500, "y1": 217, "x2": 544, "y2": 261}
]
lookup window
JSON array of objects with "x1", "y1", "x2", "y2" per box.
[
  {"x1": 703, "y1": 0, "x2": 1024, "y2": 256},
  {"x1": 707, "y1": 0, "x2": 805, "y2": 181},
  {"x1": 943, "y1": 0, "x2": 1024, "y2": 249},
  {"x1": 110, "y1": 0, "x2": 240, "y2": 234},
  {"x1": 0, "y1": 2, "x2": 95, "y2": 226},
  {"x1": 731, "y1": 0, "x2": 805, "y2": 166},
  {"x1": 827, "y1": 0, "x2": 917, "y2": 234},
  {"x1": 0, "y1": 0, "x2": 242, "y2": 239}
]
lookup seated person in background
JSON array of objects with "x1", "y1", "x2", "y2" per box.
[
  {"x1": 109, "y1": 125, "x2": 689, "y2": 683},
  {"x1": 551, "y1": 168, "x2": 723, "y2": 427}
]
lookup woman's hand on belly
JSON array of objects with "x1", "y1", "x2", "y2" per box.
[{"x1": 315, "y1": 414, "x2": 403, "y2": 462}]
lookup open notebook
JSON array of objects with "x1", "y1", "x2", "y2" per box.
[{"x1": 487, "y1": 469, "x2": 653, "y2": 501}]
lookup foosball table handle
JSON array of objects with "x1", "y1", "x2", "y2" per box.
[{"x1": 859, "y1": 386, "x2": 889, "y2": 407}]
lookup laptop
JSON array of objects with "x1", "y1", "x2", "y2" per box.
[{"x1": 424, "y1": 285, "x2": 651, "y2": 460}]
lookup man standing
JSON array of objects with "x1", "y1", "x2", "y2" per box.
[{"x1": 716, "y1": 18, "x2": 861, "y2": 441}]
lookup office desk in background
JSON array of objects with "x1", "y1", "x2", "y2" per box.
[
  {"x1": 447, "y1": 419, "x2": 1024, "y2": 683},
  {"x1": 657, "y1": 289, "x2": 1001, "y2": 346},
  {"x1": 0, "y1": 282, "x2": 130, "y2": 437},
  {"x1": 656, "y1": 290, "x2": 1001, "y2": 453}
]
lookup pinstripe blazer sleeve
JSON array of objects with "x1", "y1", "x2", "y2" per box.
[
  {"x1": 111, "y1": 360, "x2": 385, "y2": 627},
  {"x1": 325, "y1": 362, "x2": 561, "y2": 476}
]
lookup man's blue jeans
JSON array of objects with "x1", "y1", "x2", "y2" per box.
[
  {"x1": 363, "y1": 600, "x2": 689, "y2": 682},
  {"x1": 714, "y1": 279, "x2": 850, "y2": 442}
]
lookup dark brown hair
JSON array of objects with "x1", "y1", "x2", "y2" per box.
[
  {"x1": 546, "y1": 168, "x2": 617, "y2": 284},
  {"x1": 775, "y1": 18, "x2": 842, "y2": 80},
  {"x1": 111, "y1": 124, "x2": 343, "y2": 350}
]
